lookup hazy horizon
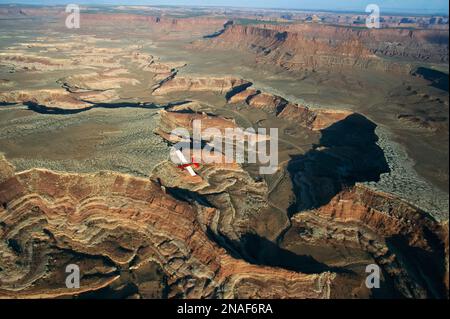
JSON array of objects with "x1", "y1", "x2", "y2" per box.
[{"x1": 0, "y1": 0, "x2": 449, "y2": 15}]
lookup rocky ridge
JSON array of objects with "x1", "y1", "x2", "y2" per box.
[
  {"x1": 149, "y1": 105, "x2": 449, "y2": 299},
  {"x1": 0, "y1": 154, "x2": 335, "y2": 299},
  {"x1": 194, "y1": 23, "x2": 449, "y2": 72}
]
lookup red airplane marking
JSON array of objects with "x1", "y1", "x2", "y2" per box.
[{"x1": 177, "y1": 157, "x2": 200, "y2": 170}]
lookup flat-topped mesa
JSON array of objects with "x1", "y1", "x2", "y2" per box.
[
  {"x1": 2, "y1": 8, "x2": 227, "y2": 32},
  {"x1": 227, "y1": 87, "x2": 260, "y2": 104},
  {"x1": 196, "y1": 23, "x2": 448, "y2": 72},
  {"x1": 152, "y1": 76, "x2": 252, "y2": 96},
  {"x1": 284, "y1": 184, "x2": 449, "y2": 299},
  {"x1": 227, "y1": 88, "x2": 352, "y2": 130},
  {"x1": 247, "y1": 92, "x2": 289, "y2": 115},
  {"x1": 260, "y1": 23, "x2": 449, "y2": 64},
  {"x1": 0, "y1": 53, "x2": 70, "y2": 72},
  {"x1": 61, "y1": 73, "x2": 140, "y2": 92},
  {"x1": 125, "y1": 51, "x2": 186, "y2": 77},
  {"x1": 83, "y1": 14, "x2": 226, "y2": 30},
  {"x1": 0, "y1": 89, "x2": 92, "y2": 110},
  {"x1": 0, "y1": 155, "x2": 334, "y2": 299},
  {"x1": 155, "y1": 101, "x2": 270, "y2": 149},
  {"x1": 196, "y1": 24, "x2": 377, "y2": 72},
  {"x1": 279, "y1": 103, "x2": 353, "y2": 131},
  {"x1": 0, "y1": 88, "x2": 119, "y2": 111},
  {"x1": 156, "y1": 106, "x2": 239, "y2": 139},
  {"x1": 146, "y1": 61, "x2": 186, "y2": 75},
  {"x1": 80, "y1": 14, "x2": 228, "y2": 40}
]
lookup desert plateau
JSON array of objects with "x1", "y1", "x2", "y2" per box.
[{"x1": 0, "y1": 2, "x2": 448, "y2": 300}]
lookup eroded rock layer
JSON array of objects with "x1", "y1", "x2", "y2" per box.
[
  {"x1": 0, "y1": 89, "x2": 118, "y2": 110},
  {"x1": 284, "y1": 185, "x2": 449, "y2": 299},
  {"x1": 152, "y1": 76, "x2": 251, "y2": 96},
  {"x1": 196, "y1": 23, "x2": 449, "y2": 72},
  {"x1": 149, "y1": 104, "x2": 448, "y2": 299},
  {"x1": 0, "y1": 155, "x2": 334, "y2": 299},
  {"x1": 0, "y1": 7, "x2": 448, "y2": 300},
  {"x1": 227, "y1": 88, "x2": 353, "y2": 130},
  {"x1": 152, "y1": 106, "x2": 279, "y2": 250},
  {"x1": 152, "y1": 74, "x2": 353, "y2": 131}
]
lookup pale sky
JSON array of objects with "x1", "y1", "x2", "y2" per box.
[{"x1": 0, "y1": 0, "x2": 448, "y2": 15}]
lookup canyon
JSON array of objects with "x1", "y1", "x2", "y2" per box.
[
  {"x1": 0, "y1": 154, "x2": 335, "y2": 299},
  {"x1": 0, "y1": 4, "x2": 448, "y2": 300}
]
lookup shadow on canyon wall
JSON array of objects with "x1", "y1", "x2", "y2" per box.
[
  {"x1": 23, "y1": 101, "x2": 191, "y2": 115},
  {"x1": 235, "y1": 233, "x2": 353, "y2": 275},
  {"x1": 386, "y1": 228, "x2": 448, "y2": 299},
  {"x1": 412, "y1": 67, "x2": 449, "y2": 92},
  {"x1": 224, "y1": 82, "x2": 254, "y2": 101},
  {"x1": 165, "y1": 185, "x2": 215, "y2": 208},
  {"x1": 287, "y1": 113, "x2": 390, "y2": 215},
  {"x1": 203, "y1": 20, "x2": 234, "y2": 39}
]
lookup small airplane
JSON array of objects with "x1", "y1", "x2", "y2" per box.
[{"x1": 175, "y1": 150, "x2": 200, "y2": 176}]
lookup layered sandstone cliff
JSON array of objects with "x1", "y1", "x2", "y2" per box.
[
  {"x1": 284, "y1": 185, "x2": 449, "y2": 299},
  {"x1": 0, "y1": 100, "x2": 447, "y2": 298},
  {"x1": 152, "y1": 76, "x2": 251, "y2": 96},
  {"x1": 0, "y1": 155, "x2": 334, "y2": 299},
  {"x1": 195, "y1": 23, "x2": 448, "y2": 72},
  {"x1": 0, "y1": 8, "x2": 226, "y2": 35},
  {"x1": 1, "y1": 6, "x2": 448, "y2": 300},
  {"x1": 83, "y1": 14, "x2": 226, "y2": 32},
  {"x1": 151, "y1": 73, "x2": 352, "y2": 131},
  {"x1": 260, "y1": 23, "x2": 449, "y2": 63},
  {"x1": 227, "y1": 87, "x2": 352, "y2": 130},
  {"x1": 150, "y1": 106, "x2": 448, "y2": 299},
  {"x1": 279, "y1": 103, "x2": 352, "y2": 131},
  {"x1": 153, "y1": 106, "x2": 278, "y2": 249},
  {"x1": 0, "y1": 88, "x2": 121, "y2": 111}
]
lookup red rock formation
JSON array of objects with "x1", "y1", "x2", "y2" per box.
[
  {"x1": 152, "y1": 107, "x2": 448, "y2": 299},
  {"x1": 152, "y1": 76, "x2": 251, "y2": 96},
  {"x1": 284, "y1": 184, "x2": 449, "y2": 299},
  {"x1": 80, "y1": 13, "x2": 226, "y2": 39},
  {"x1": 0, "y1": 53, "x2": 68, "y2": 72},
  {"x1": 0, "y1": 89, "x2": 94, "y2": 110},
  {"x1": 0, "y1": 155, "x2": 334, "y2": 299},
  {"x1": 226, "y1": 88, "x2": 352, "y2": 130},
  {"x1": 278, "y1": 103, "x2": 352, "y2": 131},
  {"x1": 247, "y1": 92, "x2": 287, "y2": 114},
  {"x1": 157, "y1": 107, "x2": 238, "y2": 137},
  {"x1": 153, "y1": 105, "x2": 275, "y2": 238},
  {"x1": 263, "y1": 23, "x2": 449, "y2": 63},
  {"x1": 0, "y1": 88, "x2": 121, "y2": 111},
  {"x1": 150, "y1": 71, "x2": 352, "y2": 131},
  {"x1": 227, "y1": 87, "x2": 260, "y2": 104},
  {"x1": 0, "y1": 8, "x2": 226, "y2": 33},
  {"x1": 196, "y1": 23, "x2": 448, "y2": 72},
  {"x1": 83, "y1": 14, "x2": 226, "y2": 31}
]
